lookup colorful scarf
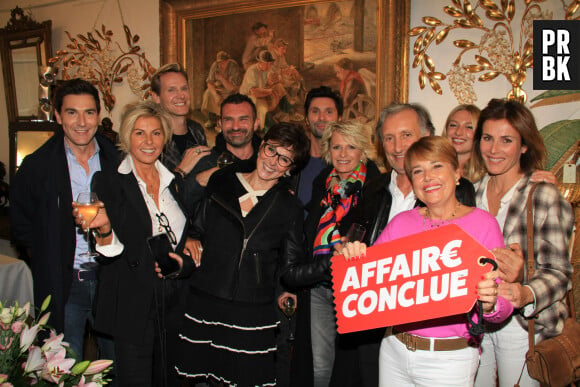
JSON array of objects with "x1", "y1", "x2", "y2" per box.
[{"x1": 313, "y1": 162, "x2": 367, "y2": 256}]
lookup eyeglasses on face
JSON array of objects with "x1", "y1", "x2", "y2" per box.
[{"x1": 262, "y1": 142, "x2": 294, "y2": 167}]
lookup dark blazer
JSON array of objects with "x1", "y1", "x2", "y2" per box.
[
  {"x1": 91, "y1": 166, "x2": 193, "y2": 342},
  {"x1": 10, "y1": 131, "x2": 120, "y2": 332}
]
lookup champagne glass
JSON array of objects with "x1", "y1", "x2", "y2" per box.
[
  {"x1": 217, "y1": 151, "x2": 235, "y2": 169},
  {"x1": 75, "y1": 191, "x2": 100, "y2": 268},
  {"x1": 282, "y1": 297, "x2": 296, "y2": 342},
  {"x1": 345, "y1": 223, "x2": 366, "y2": 242}
]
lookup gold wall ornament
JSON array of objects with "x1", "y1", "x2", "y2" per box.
[
  {"x1": 410, "y1": 0, "x2": 579, "y2": 104},
  {"x1": 49, "y1": 24, "x2": 156, "y2": 113}
]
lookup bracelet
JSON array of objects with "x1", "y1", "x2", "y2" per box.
[
  {"x1": 174, "y1": 167, "x2": 187, "y2": 179},
  {"x1": 93, "y1": 228, "x2": 113, "y2": 238}
]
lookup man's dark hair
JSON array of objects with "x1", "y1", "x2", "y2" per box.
[
  {"x1": 304, "y1": 86, "x2": 343, "y2": 117},
  {"x1": 251, "y1": 22, "x2": 267, "y2": 32},
  {"x1": 263, "y1": 122, "x2": 311, "y2": 175},
  {"x1": 220, "y1": 93, "x2": 257, "y2": 120},
  {"x1": 54, "y1": 78, "x2": 100, "y2": 114}
]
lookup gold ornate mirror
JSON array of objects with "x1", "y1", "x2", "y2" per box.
[{"x1": 0, "y1": 7, "x2": 52, "y2": 122}]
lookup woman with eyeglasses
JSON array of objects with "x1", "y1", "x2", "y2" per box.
[
  {"x1": 280, "y1": 120, "x2": 380, "y2": 387},
  {"x1": 174, "y1": 122, "x2": 310, "y2": 386},
  {"x1": 74, "y1": 101, "x2": 195, "y2": 386}
]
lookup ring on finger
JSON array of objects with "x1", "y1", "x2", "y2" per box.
[{"x1": 195, "y1": 148, "x2": 201, "y2": 154}]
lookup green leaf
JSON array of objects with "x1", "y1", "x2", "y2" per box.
[
  {"x1": 71, "y1": 360, "x2": 91, "y2": 375},
  {"x1": 531, "y1": 90, "x2": 580, "y2": 102},
  {"x1": 40, "y1": 295, "x2": 51, "y2": 313},
  {"x1": 539, "y1": 120, "x2": 580, "y2": 170}
]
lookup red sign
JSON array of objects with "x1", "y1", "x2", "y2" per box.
[{"x1": 331, "y1": 224, "x2": 495, "y2": 334}]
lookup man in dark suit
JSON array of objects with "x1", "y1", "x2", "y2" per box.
[{"x1": 10, "y1": 79, "x2": 119, "y2": 362}]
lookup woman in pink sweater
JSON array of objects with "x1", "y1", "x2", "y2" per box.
[{"x1": 342, "y1": 136, "x2": 513, "y2": 386}]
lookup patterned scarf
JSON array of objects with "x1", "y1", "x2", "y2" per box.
[{"x1": 313, "y1": 162, "x2": 367, "y2": 256}]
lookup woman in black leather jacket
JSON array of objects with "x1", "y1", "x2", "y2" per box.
[
  {"x1": 281, "y1": 120, "x2": 380, "y2": 387},
  {"x1": 175, "y1": 122, "x2": 310, "y2": 386}
]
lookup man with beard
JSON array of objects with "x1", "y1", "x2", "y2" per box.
[
  {"x1": 151, "y1": 63, "x2": 210, "y2": 178},
  {"x1": 278, "y1": 86, "x2": 343, "y2": 387},
  {"x1": 294, "y1": 86, "x2": 343, "y2": 211},
  {"x1": 177, "y1": 93, "x2": 262, "y2": 215}
]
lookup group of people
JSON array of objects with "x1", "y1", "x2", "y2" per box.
[{"x1": 9, "y1": 59, "x2": 574, "y2": 387}]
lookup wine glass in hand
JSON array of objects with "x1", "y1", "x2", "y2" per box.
[
  {"x1": 75, "y1": 191, "x2": 100, "y2": 267},
  {"x1": 282, "y1": 297, "x2": 296, "y2": 342}
]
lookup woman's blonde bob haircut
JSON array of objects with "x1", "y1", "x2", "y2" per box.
[
  {"x1": 117, "y1": 101, "x2": 173, "y2": 154},
  {"x1": 320, "y1": 120, "x2": 373, "y2": 165},
  {"x1": 404, "y1": 136, "x2": 459, "y2": 178}
]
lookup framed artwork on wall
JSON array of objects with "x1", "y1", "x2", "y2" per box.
[{"x1": 160, "y1": 0, "x2": 409, "y2": 124}]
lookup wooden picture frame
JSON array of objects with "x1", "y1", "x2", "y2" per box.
[{"x1": 160, "y1": 0, "x2": 409, "y2": 121}]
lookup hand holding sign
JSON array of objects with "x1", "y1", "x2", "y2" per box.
[{"x1": 331, "y1": 224, "x2": 497, "y2": 334}]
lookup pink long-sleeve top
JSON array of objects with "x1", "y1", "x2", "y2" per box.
[{"x1": 374, "y1": 207, "x2": 513, "y2": 340}]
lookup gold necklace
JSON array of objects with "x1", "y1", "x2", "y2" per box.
[{"x1": 423, "y1": 202, "x2": 461, "y2": 230}]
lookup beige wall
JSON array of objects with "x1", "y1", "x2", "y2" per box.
[
  {"x1": 0, "y1": 0, "x2": 159, "y2": 182},
  {"x1": 408, "y1": 0, "x2": 580, "y2": 134},
  {"x1": 1, "y1": 0, "x2": 578, "y2": 183}
]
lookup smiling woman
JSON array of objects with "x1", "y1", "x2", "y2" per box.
[
  {"x1": 87, "y1": 100, "x2": 195, "y2": 386},
  {"x1": 129, "y1": 117, "x2": 166, "y2": 169},
  {"x1": 442, "y1": 105, "x2": 483, "y2": 183},
  {"x1": 472, "y1": 99, "x2": 575, "y2": 387},
  {"x1": 281, "y1": 119, "x2": 380, "y2": 386},
  {"x1": 338, "y1": 136, "x2": 511, "y2": 387},
  {"x1": 174, "y1": 122, "x2": 310, "y2": 386}
]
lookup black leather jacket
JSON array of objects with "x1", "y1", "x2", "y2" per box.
[
  {"x1": 349, "y1": 172, "x2": 476, "y2": 246},
  {"x1": 161, "y1": 118, "x2": 207, "y2": 172},
  {"x1": 188, "y1": 165, "x2": 304, "y2": 304},
  {"x1": 281, "y1": 161, "x2": 381, "y2": 289},
  {"x1": 176, "y1": 133, "x2": 262, "y2": 215}
]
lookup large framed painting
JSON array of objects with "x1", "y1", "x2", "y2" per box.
[{"x1": 160, "y1": 0, "x2": 409, "y2": 125}]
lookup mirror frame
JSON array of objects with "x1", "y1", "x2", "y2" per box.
[
  {"x1": 160, "y1": 0, "x2": 410, "y2": 111},
  {"x1": 0, "y1": 7, "x2": 52, "y2": 122}
]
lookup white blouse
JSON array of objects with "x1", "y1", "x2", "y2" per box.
[{"x1": 96, "y1": 155, "x2": 186, "y2": 257}]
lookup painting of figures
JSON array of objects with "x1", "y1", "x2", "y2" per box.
[{"x1": 182, "y1": 0, "x2": 377, "y2": 129}]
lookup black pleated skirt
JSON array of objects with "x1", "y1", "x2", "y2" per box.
[{"x1": 175, "y1": 290, "x2": 279, "y2": 386}]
